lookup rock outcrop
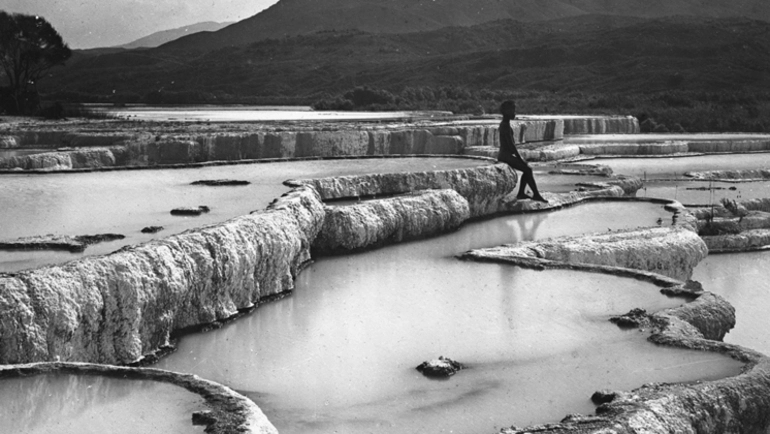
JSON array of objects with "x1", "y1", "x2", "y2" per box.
[
  {"x1": 287, "y1": 163, "x2": 517, "y2": 218},
  {"x1": 578, "y1": 141, "x2": 689, "y2": 156},
  {"x1": 313, "y1": 189, "x2": 470, "y2": 254},
  {"x1": 685, "y1": 168, "x2": 770, "y2": 181},
  {"x1": 416, "y1": 356, "x2": 466, "y2": 378},
  {"x1": 0, "y1": 234, "x2": 125, "y2": 253},
  {"x1": 462, "y1": 226, "x2": 708, "y2": 281},
  {"x1": 0, "y1": 119, "x2": 570, "y2": 171},
  {"x1": 191, "y1": 180, "x2": 251, "y2": 186},
  {"x1": 0, "y1": 186, "x2": 324, "y2": 364},
  {"x1": 686, "y1": 139, "x2": 770, "y2": 154},
  {"x1": 170, "y1": 206, "x2": 211, "y2": 216},
  {"x1": 562, "y1": 116, "x2": 639, "y2": 135}
]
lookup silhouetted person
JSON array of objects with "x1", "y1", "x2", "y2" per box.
[{"x1": 498, "y1": 100, "x2": 547, "y2": 203}]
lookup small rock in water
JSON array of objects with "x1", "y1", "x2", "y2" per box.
[
  {"x1": 191, "y1": 179, "x2": 251, "y2": 186},
  {"x1": 191, "y1": 410, "x2": 217, "y2": 426},
  {"x1": 609, "y1": 308, "x2": 649, "y2": 328},
  {"x1": 141, "y1": 226, "x2": 164, "y2": 234},
  {"x1": 590, "y1": 390, "x2": 618, "y2": 404},
  {"x1": 170, "y1": 206, "x2": 211, "y2": 216},
  {"x1": 416, "y1": 356, "x2": 465, "y2": 378}
]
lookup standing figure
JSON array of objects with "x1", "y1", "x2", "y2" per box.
[{"x1": 497, "y1": 100, "x2": 548, "y2": 203}]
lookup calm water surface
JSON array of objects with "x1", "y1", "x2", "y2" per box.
[
  {"x1": 108, "y1": 107, "x2": 449, "y2": 122},
  {"x1": 600, "y1": 154, "x2": 770, "y2": 205},
  {"x1": 0, "y1": 375, "x2": 205, "y2": 434},
  {"x1": 693, "y1": 252, "x2": 770, "y2": 356},
  {"x1": 155, "y1": 202, "x2": 739, "y2": 434},
  {"x1": 0, "y1": 158, "x2": 487, "y2": 272}
]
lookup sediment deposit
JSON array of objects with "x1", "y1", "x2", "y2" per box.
[
  {"x1": 690, "y1": 198, "x2": 770, "y2": 251},
  {"x1": 0, "y1": 186, "x2": 324, "y2": 364},
  {"x1": 0, "y1": 234, "x2": 125, "y2": 253},
  {"x1": 685, "y1": 168, "x2": 770, "y2": 181},
  {"x1": 313, "y1": 189, "x2": 470, "y2": 254},
  {"x1": 287, "y1": 163, "x2": 517, "y2": 218},
  {"x1": 0, "y1": 119, "x2": 568, "y2": 171},
  {"x1": 463, "y1": 226, "x2": 707, "y2": 281},
  {"x1": 561, "y1": 116, "x2": 640, "y2": 135}
]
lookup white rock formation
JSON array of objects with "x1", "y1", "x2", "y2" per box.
[
  {"x1": 464, "y1": 227, "x2": 707, "y2": 281},
  {"x1": 313, "y1": 189, "x2": 470, "y2": 253},
  {"x1": 0, "y1": 186, "x2": 325, "y2": 364},
  {"x1": 286, "y1": 163, "x2": 518, "y2": 218}
]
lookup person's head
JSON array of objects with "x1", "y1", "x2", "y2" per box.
[{"x1": 500, "y1": 100, "x2": 516, "y2": 118}]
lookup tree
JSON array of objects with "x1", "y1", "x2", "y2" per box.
[{"x1": 0, "y1": 12, "x2": 71, "y2": 114}]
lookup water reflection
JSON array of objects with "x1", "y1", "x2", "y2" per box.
[
  {"x1": 0, "y1": 158, "x2": 487, "y2": 272},
  {"x1": 0, "y1": 374, "x2": 205, "y2": 434},
  {"x1": 693, "y1": 251, "x2": 770, "y2": 356},
  {"x1": 156, "y1": 201, "x2": 738, "y2": 434}
]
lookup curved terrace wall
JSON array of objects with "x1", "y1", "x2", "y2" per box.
[
  {"x1": 3, "y1": 152, "x2": 770, "y2": 434},
  {"x1": 0, "y1": 186, "x2": 324, "y2": 364},
  {"x1": 0, "y1": 120, "x2": 566, "y2": 171}
]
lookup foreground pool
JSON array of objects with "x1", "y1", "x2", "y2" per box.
[
  {"x1": 1, "y1": 374, "x2": 205, "y2": 434},
  {"x1": 153, "y1": 202, "x2": 739, "y2": 434},
  {"x1": 0, "y1": 157, "x2": 487, "y2": 272}
]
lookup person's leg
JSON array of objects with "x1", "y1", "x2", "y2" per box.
[{"x1": 499, "y1": 156, "x2": 547, "y2": 202}]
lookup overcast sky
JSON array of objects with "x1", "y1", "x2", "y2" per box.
[{"x1": 0, "y1": 0, "x2": 280, "y2": 49}]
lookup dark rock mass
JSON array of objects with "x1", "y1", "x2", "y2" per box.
[
  {"x1": 191, "y1": 179, "x2": 251, "y2": 186},
  {"x1": 416, "y1": 356, "x2": 466, "y2": 378},
  {"x1": 170, "y1": 206, "x2": 211, "y2": 216},
  {"x1": 141, "y1": 226, "x2": 164, "y2": 234}
]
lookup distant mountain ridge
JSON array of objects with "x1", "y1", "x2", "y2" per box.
[
  {"x1": 44, "y1": 15, "x2": 770, "y2": 100},
  {"x1": 120, "y1": 21, "x2": 234, "y2": 49},
  {"x1": 162, "y1": 0, "x2": 770, "y2": 51}
]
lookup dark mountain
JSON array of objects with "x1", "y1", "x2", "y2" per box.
[
  {"x1": 43, "y1": 15, "x2": 770, "y2": 100},
  {"x1": 162, "y1": 0, "x2": 770, "y2": 51},
  {"x1": 119, "y1": 21, "x2": 234, "y2": 49}
]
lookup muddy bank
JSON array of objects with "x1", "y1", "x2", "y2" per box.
[
  {"x1": 0, "y1": 362, "x2": 277, "y2": 434},
  {"x1": 0, "y1": 186, "x2": 324, "y2": 364}
]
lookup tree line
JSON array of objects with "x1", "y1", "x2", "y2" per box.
[{"x1": 0, "y1": 11, "x2": 71, "y2": 115}]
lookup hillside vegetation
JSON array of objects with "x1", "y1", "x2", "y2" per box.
[
  {"x1": 41, "y1": 15, "x2": 770, "y2": 132},
  {"x1": 162, "y1": 0, "x2": 770, "y2": 51}
]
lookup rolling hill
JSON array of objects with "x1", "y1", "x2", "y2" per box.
[
  {"x1": 44, "y1": 15, "x2": 770, "y2": 100},
  {"x1": 161, "y1": 0, "x2": 770, "y2": 51},
  {"x1": 119, "y1": 21, "x2": 234, "y2": 49}
]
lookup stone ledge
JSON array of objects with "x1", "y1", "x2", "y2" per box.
[
  {"x1": 0, "y1": 362, "x2": 277, "y2": 434},
  {"x1": 0, "y1": 186, "x2": 325, "y2": 365},
  {"x1": 313, "y1": 189, "x2": 470, "y2": 254}
]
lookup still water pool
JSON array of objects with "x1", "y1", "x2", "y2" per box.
[
  {"x1": 0, "y1": 374, "x2": 205, "y2": 434},
  {"x1": 693, "y1": 251, "x2": 770, "y2": 356},
  {"x1": 154, "y1": 201, "x2": 739, "y2": 434},
  {"x1": 0, "y1": 157, "x2": 487, "y2": 272}
]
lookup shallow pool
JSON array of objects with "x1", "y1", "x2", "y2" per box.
[
  {"x1": 154, "y1": 202, "x2": 738, "y2": 434},
  {"x1": 600, "y1": 154, "x2": 770, "y2": 179},
  {"x1": 0, "y1": 158, "x2": 488, "y2": 272},
  {"x1": 693, "y1": 251, "x2": 770, "y2": 356},
  {"x1": 0, "y1": 374, "x2": 205, "y2": 434}
]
